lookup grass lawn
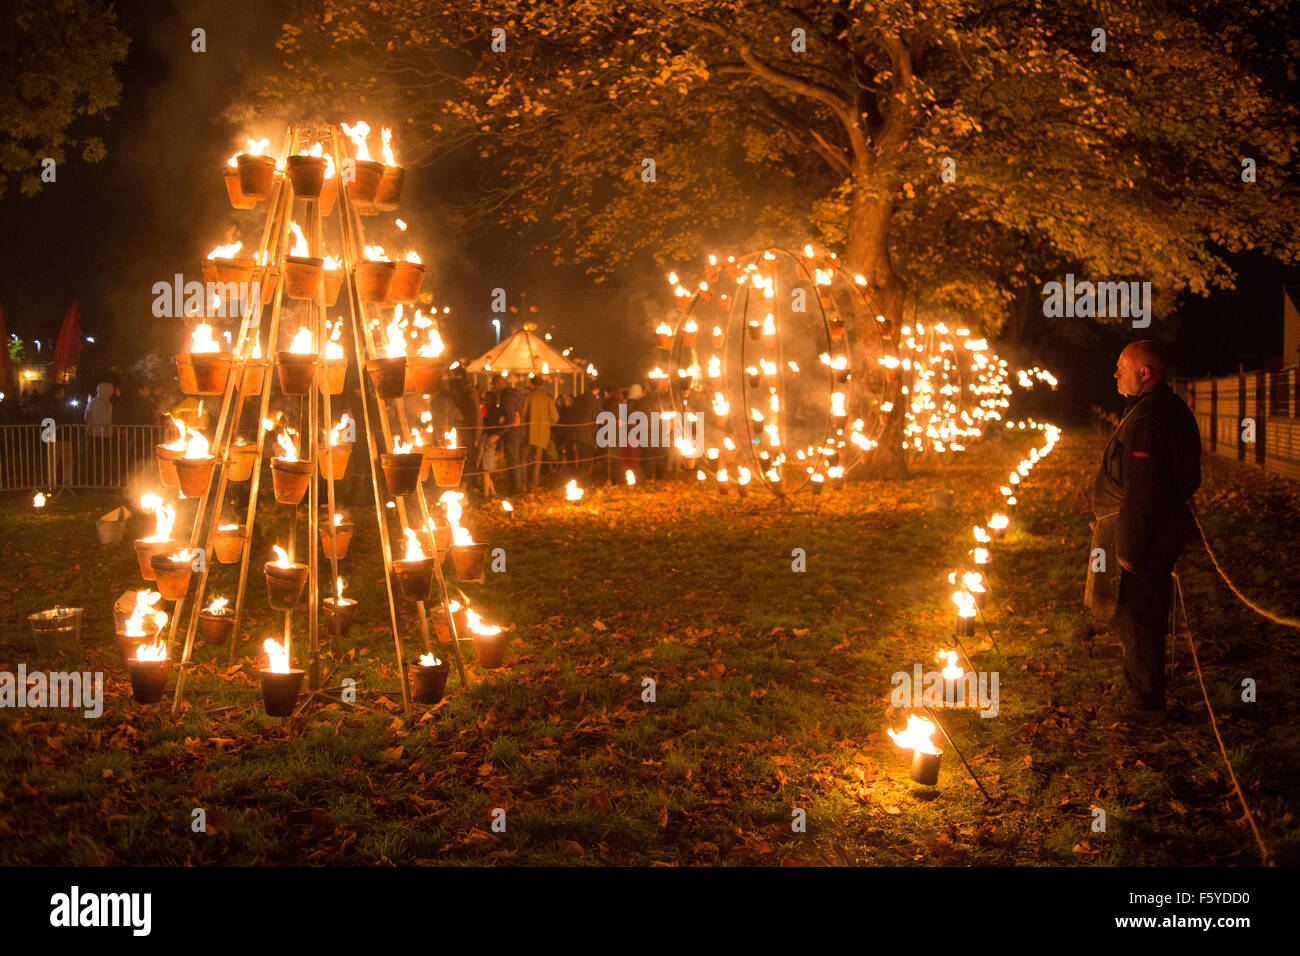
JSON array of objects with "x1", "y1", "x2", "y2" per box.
[{"x1": 1, "y1": 427, "x2": 1297, "y2": 865}]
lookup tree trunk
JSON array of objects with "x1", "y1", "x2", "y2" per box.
[{"x1": 846, "y1": 187, "x2": 908, "y2": 478}]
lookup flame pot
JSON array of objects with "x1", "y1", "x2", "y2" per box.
[
  {"x1": 381, "y1": 452, "x2": 424, "y2": 496},
  {"x1": 317, "y1": 440, "x2": 351, "y2": 480},
  {"x1": 956, "y1": 615, "x2": 977, "y2": 638},
  {"x1": 356, "y1": 259, "x2": 396, "y2": 302},
  {"x1": 127, "y1": 658, "x2": 171, "y2": 705},
  {"x1": 276, "y1": 350, "x2": 318, "y2": 395},
  {"x1": 409, "y1": 659, "x2": 449, "y2": 704},
  {"x1": 320, "y1": 357, "x2": 347, "y2": 395},
  {"x1": 211, "y1": 525, "x2": 246, "y2": 563},
  {"x1": 451, "y1": 544, "x2": 488, "y2": 584},
  {"x1": 150, "y1": 554, "x2": 195, "y2": 601},
  {"x1": 365, "y1": 356, "x2": 407, "y2": 399},
  {"x1": 270, "y1": 457, "x2": 314, "y2": 505},
  {"x1": 176, "y1": 352, "x2": 232, "y2": 396},
  {"x1": 156, "y1": 444, "x2": 182, "y2": 489},
  {"x1": 473, "y1": 630, "x2": 508, "y2": 669},
  {"x1": 319, "y1": 520, "x2": 354, "y2": 559},
  {"x1": 223, "y1": 166, "x2": 257, "y2": 209},
  {"x1": 286, "y1": 154, "x2": 326, "y2": 199},
  {"x1": 376, "y1": 165, "x2": 405, "y2": 211},
  {"x1": 134, "y1": 538, "x2": 175, "y2": 581},
  {"x1": 173, "y1": 456, "x2": 216, "y2": 499},
  {"x1": 712, "y1": 331, "x2": 725, "y2": 350},
  {"x1": 393, "y1": 557, "x2": 435, "y2": 603},
  {"x1": 431, "y1": 603, "x2": 468, "y2": 645},
  {"x1": 264, "y1": 562, "x2": 309, "y2": 610},
  {"x1": 322, "y1": 597, "x2": 357, "y2": 639},
  {"x1": 747, "y1": 323, "x2": 762, "y2": 341},
  {"x1": 426, "y1": 446, "x2": 467, "y2": 487},
  {"x1": 828, "y1": 318, "x2": 846, "y2": 343},
  {"x1": 199, "y1": 609, "x2": 235, "y2": 645},
  {"x1": 345, "y1": 159, "x2": 385, "y2": 207},
  {"x1": 404, "y1": 355, "x2": 443, "y2": 396},
  {"x1": 225, "y1": 442, "x2": 257, "y2": 482},
  {"x1": 237, "y1": 154, "x2": 277, "y2": 202},
  {"x1": 910, "y1": 750, "x2": 941, "y2": 786},
  {"x1": 239, "y1": 360, "x2": 268, "y2": 398},
  {"x1": 210, "y1": 256, "x2": 257, "y2": 287},
  {"x1": 388, "y1": 259, "x2": 424, "y2": 302},
  {"x1": 321, "y1": 267, "x2": 344, "y2": 306},
  {"x1": 284, "y1": 256, "x2": 324, "y2": 300},
  {"x1": 260, "y1": 668, "x2": 305, "y2": 717}
]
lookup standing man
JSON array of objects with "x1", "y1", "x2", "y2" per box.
[
  {"x1": 522, "y1": 375, "x2": 558, "y2": 492},
  {"x1": 496, "y1": 375, "x2": 525, "y2": 495},
  {"x1": 1085, "y1": 340, "x2": 1201, "y2": 722}
]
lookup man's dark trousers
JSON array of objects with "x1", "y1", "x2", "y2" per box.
[{"x1": 1112, "y1": 559, "x2": 1176, "y2": 709}]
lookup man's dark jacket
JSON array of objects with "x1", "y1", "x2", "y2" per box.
[{"x1": 1084, "y1": 382, "x2": 1201, "y2": 620}]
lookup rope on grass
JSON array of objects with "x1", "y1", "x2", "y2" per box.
[
  {"x1": 1190, "y1": 504, "x2": 1300, "y2": 630},
  {"x1": 1173, "y1": 574, "x2": 1273, "y2": 867}
]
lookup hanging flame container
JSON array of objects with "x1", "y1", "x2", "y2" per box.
[
  {"x1": 911, "y1": 750, "x2": 941, "y2": 786},
  {"x1": 365, "y1": 356, "x2": 407, "y2": 399},
  {"x1": 199, "y1": 608, "x2": 235, "y2": 645},
  {"x1": 322, "y1": 597, "x2": 357, "y2": 639},
  {"x1": 150, "y1": 554, "x2": 195, "y2": 601},
  {"x1": 376, "y1": 165, "x2": 405, "y2": 211},
  {"x1": 828, "y1": 317, "x2": 846, "y2": 343},
  {"x1": 431, "y1": 603, "x2": 467, "y2": 644},
  {"x1": 284, "y1": 256, "x2": 324, "y2": 300},
  {"x1": 286, "y1": 154, "x2": 326, "y2": 199},
  {"x1": 956, "y1": 615, "x2": 977, "y2": 638},
  {"x1": 225, "y1": 441, "x2": 257, "y2": 482},
  {"x1": 381, "y1": 452, "x2": 424, "y2": 496},
  {"x1": 317, "y1": 439, "x2": 351, "y2": 480},
  {"x1": 656, "y1": 332, "x2": 672, "y2": 351},
  {"x1": 270, "y1": 457, "x2": 314, "y2": 505},
  {"x1": 276, "y1": 350, "x2": 317, "y2": 395},
  {"x1": 451, "y1": 544, "x2": 488, "y2": 584},
  {"x1": 223, "y1": 166, "x2": 257, "y2": 209},
  {"x1": 474, "y1": 630, "x2": 508, "y2": 669},
  {"x1": 211, "y1": 525, "x2": 246, "y2": 564},
  {"x1": 388, "y1": 260, "x2": 424, "y2": 302},
  {"x1": 210, "y1": 256, "x2": 258, "y2": 287},
  {"x1": 174, "y1": 456, "x2": 216, "y2": 499},
  {"x1": 237, "y1": 154, "x2": 277, "y2": 202},
  {"x1": 426, "y1": 446, "x2": 468, "y2": 487},
  {"x1": 321, "y1": 268, "x2": 344, "y2": 306},
  {"x1": 355, "y1": 260, "x2": 396, "y2": 303},
  {"x1": 319, "y1": 520, "x2": 354, "y2": 559},
  {"x1": 320, "y1": 357, "x2": 347, "y2": 395},
  {"x1": 127, "y1": 657, "x2": 171, "y2": 704},
  {"x1": 260, "y1": 668, "x2": 305, "y2": 717},
  {"x1": 409, "y1": 659, "x2": 449, "y2": 704},
  {"x1": 133, "y1": 538, "x2": 174, "y2": 581},
  {"x1": 393, "y1": 557, "x2": 435, "y2": 602},
  {"x1": 264, "y1": 561, "x2": 309, "y2": 610},
  {"x1": 176, "y1": 352, "x2": 232, "y2": 396},
  {"x1": 156, "y1": 444, "x2": 182, "y2": 489},
  {"x1": 345, "y1": 159, "x2": 385, "y2": 207},
  {"x1": 239, "y1": 360, "x2": 268, "y2": 398},
  {"x1": 404, "y1": 356, "x2": 443, "y2": 396}
]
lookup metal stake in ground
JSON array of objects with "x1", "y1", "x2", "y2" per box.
[{"x1": 923, "y1": 705, "x2": 996, "y2": 804}]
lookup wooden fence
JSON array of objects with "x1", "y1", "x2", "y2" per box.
[{"x1": 1174, "y1": 369, "x2": 1300, "y2": 482}]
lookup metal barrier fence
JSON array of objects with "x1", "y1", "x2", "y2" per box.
[
  {"x1": 0, "y1": 424, "x2": 166, "y2": 491},
  {"x1": 1174, "y1": 368, "x2": 1300, "y2": 482}
]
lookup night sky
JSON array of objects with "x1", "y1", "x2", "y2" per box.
[{"x1": 0, "y1": 0, "x2": 1294, "y2": 410}]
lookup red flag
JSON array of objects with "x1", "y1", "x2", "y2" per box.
[
  {"x1": 0, "y1": 306, "x2": 13, "y2": 398},
  {"x1": 52, "y1": 301, "x2": 83, "y2": 382}
]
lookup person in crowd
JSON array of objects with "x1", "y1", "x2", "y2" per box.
[
  {"x1": 570, "y1": 385, "x2": 601, "y2": 479},
  {"x1": 621, "y1": 383, "x2": 645, "y2": 483},
  {"x1": 494, "y1": 375, "x2": 526, "y2": 495},
  {"x1": 599, "y1": 386, "x2": 625, "y2": 484},
  {"x1": 477, "y1": 430, "x2": 501, "y2": 499},
  {"x1": 446, "y1": 367, "x2": 482, "y2": 490},
  {"x1": 522, "y1": 375, "x2": 559, "y2": 492},
  {"x1": 556, "y1": 394, "x2": 576, "y2": 469},
  {"x1": 83, "y1": 382, "x2": 116, "y2": 485},
  {"x1": 640, "y1": 380, "x2": 669, "y2": 481},
  {"x1": 1085, "y1": 340, "x2": 1201, "y2": 722}
]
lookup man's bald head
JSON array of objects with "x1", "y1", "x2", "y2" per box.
[{"x1": 1115, "y1": 340, "x2": 1168, "y2": 397}]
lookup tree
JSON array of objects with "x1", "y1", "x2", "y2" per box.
[
  {"x1": 0, "y1": 0, "x2": 130, "y2": 200},
  {"x1": 265, "y1": 0, "x2": 1298, "y2": 473}
]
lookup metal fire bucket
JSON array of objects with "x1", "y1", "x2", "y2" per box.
[{"x1": 28, "y1": 607, "x2": 84, "y2": 658}]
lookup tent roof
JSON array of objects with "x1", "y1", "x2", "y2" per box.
[{"x1": 464, "y1": 328, "x2": 583, "y2": 376}]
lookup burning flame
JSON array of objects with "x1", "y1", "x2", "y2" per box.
[
  {"x1": 208, "y1": 242, "x2": 243, "y2": 259},
  {"x1": 124, "y1": 590, "x2": 166, "y2": 637},
  {"x1": 419, "y1": 652, "x2": 441, "y2": 666},
  {"x1": 275, "y1": 429, "x2": 299, "y2": 461},
  {"x1": 384, "y1": 311, "x2": 407, "y2": 357},
  {"x1": 501, "y1": 500, "x2": 513, "y2": 514},
  {"x1": 207, "y1": 597, "x2": 229, "y2": 614},
  {"x1": 464, "y1": 608, "x2": 502, "y2": 637},
  {"x1": 329, "y1": 414, "x2": 352, "y2": 445},
  {"x1": 952, "y1": 590, "x2": 977, "y2": 619},
  {"x1": 135, "y1": 639, "x2": 168, "y2": 663},
  {"x1": 271, "y1": 545, "x2": 292, "y2": 568},
  {"x1": 439, "y1": 491, "x2": 475, "y2": 546},
  {"x1": 625, "y1": 469, "x2": 636, "y2": 486},
  {"x1": 141, "y1": 493, "x2": 175, "y2": 542},
  {"x1": 288, "y1": 222, "x2": 309, "y2": 258},
  {"x1": 364, "y1": 244, "x2": 389, "y2": 262},
  {"x1": 401, "y1": 527, "x2": 426, "y2": 561},
  {"x1": 289, "y1": 327, "x2": 314, "y2": 354},
  {"x1": 325, "y1": 322, "x2": 345, "y2": 360},
  {"x1": 33, "y1": 492, "x2": 45, "y2": 508},
  {"x1": 183, "y1": 429, "x2": 210, "y2": 460},
  {"x1": 190, "y1": 324, "x2": 221, "y2": 354},
  {"x1": 888, "y1": 714, "x2": 941, "y2": 755},
  {"x1": 263, "y1": 637, "x2": 290, "y2": 673},
  {"x1": 940, "y1": 649, "x2": 963, "y2": 680},
  {"x1": 341, "y1": 121, "x2": 372, "y2": 162},
  {"x1": 988, "y1": 514, "x2": 1009, "y2": 531},
  {"x1": 565, "y1": 480, "x2": 584, "y2": 501},
  {"x1": 393, "y1": 435, "x2": 414, "y2": 454}
]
